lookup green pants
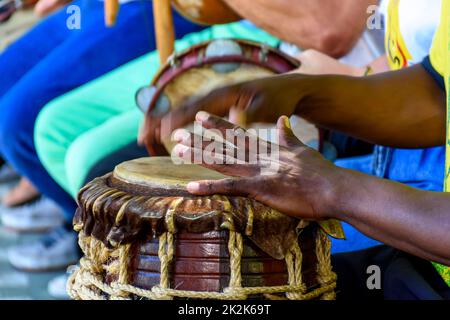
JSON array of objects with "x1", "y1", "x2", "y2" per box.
[{"x1": 35, "y1": 22, "x2": 279, "y2": 198}]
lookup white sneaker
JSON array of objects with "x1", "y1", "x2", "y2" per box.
[
  {"x1": 8, "y1": 227, "x2": 79, "y2": 272},
  {"x1": 48, "y1": 274, "x2": 70, "y2": 299},
  {"x1": 1, "y1": 197, "x2": 65, "y2": 232}
]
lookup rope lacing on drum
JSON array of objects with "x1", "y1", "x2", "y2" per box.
[{"x1": 67, "y1": 227, "x2": 336, "y2": 300}]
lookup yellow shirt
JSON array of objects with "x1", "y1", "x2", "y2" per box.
[
  {"x1": 427, "y1": 0, "x2": 450, "y2": 286},
  {"x1": 384, "y1": 0, "x2": 441, "y2": 70},
  {"x1": 385, "y1": 0, "x2": 413, "y2": 70}
]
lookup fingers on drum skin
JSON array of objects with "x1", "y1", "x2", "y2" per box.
[
  {"x1": 173, "y1": 129, "x2": 232, "y2": 154},
  {"x1": 198, "y1": 128, "x2": 249, "y2": 155},
  {"x1": 187, "y1": 178, "x2": 250, "y2": 196},
  {"x1": 172, "y1": 131, "x2": 266, "y2": 178},
  {"x1": 200, "y1": 160, "x2": 261, "y2": 178},
  {"x1": 172, "y1": 143, "x2": 203, "y2": 166},
  {"x1": 173, "y1": 143, "x2": 238, "y2": 168},
  {"x1": 191, "y1": 113, "x2": 279, "y2": 164},
  {"x1": 214, "y1": 163, "x2": 262, "y2": 178},
  {"x1": 194, "y1": 113, "x2": 267, "y2": 156}
]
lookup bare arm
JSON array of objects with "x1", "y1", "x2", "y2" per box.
[
  {"x1": 224, "y1": 0, "x2": 379, "y2": 57},
  {"x1": 173, "y1": 113, "x2": 450, "y2": 265},
  {"x1": 294, "y1": 64, "x2": 446, "y2": 148},
  {"x1": 149, "y1": 64, "x2": 445, "y2": 151},
  {"x1": 143, "y1": 62, "x2": 445, "y2": 156},
  {"x1": 334, "y1": 166, "x2": 450, "y2": 265}
]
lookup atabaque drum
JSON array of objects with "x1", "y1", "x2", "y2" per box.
[
  {"x1": 68, "y1": 157, "x2": 340, "y2": 300},
  {"x1": 137, "y1": 38, "x2": 302, "y2": 153}
]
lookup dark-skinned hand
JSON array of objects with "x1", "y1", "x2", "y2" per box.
[
  {"x1": 142, "y1": 74, "x2": 306, "y2": 156},
  {"x1": 172, "y1": 111, "x2": 342, "y2": 221}
]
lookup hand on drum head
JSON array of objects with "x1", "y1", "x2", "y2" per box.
[
  {"x1": 172, "y1": 111, "x2": 341, "y2": 221},
  {"x1": 140, "y1": 74, "x2": 305, "y2": 156}
]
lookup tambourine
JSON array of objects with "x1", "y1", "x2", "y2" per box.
[{"x1": 136, "y1": 38, "x2": 301, "y2": 152}]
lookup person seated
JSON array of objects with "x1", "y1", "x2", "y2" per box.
[
  {"x1": 33, "y1": 0, "x2": 378, "y2": 250},
  {"x1": 28, "y1": 0, "x2": 377, "y2": 297},
  {"x1": 0, "y1": 0, "x2": 205, "y2": 273},
  {"x1": 147, "y1": 0, "x2": 450, "y2": 298},
  {"x1": 0, "y1": 0, "x2": 66, "y2": 235},
  {"x1": 291, "y1": 0, "x2": 444, "y2": 252}
]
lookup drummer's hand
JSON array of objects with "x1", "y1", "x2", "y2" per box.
[
  {"x1": 172, "y1": 112, "x2": 342, "y2": 221},
  {"x1": 294, "y1": 49, "x2": 365, "y2": 77},
  {"x1": 143, "y1": 74, "x2": 304, "y2": 156}
]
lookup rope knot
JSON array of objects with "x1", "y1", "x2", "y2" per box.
[
  {"x1": 223, "y1": 287, "x2": 247, "y2": 300},
  {"x1": 151, "y1": 285, "x2": 174, "y2": 300}
]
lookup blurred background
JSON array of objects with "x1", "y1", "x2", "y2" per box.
[{"x1": 0, "y1": 8, "x2": 66, "y2": 300}]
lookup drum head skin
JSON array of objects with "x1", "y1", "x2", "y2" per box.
[{"x1": 114, "y1": 157, "x2": 226, "y2": 192}]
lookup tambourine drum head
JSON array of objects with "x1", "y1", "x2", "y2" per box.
[
  {"x1": 143, "y1": 39, "x2": 301, "y2": 153},
  {"x1": 172, "y1": 0, "x2": 241, "y2": 25},
  {"x1": 156, "y1": 65, "x2": 273, "y2": 152},
  {"x1": 164, "y1": 65, "x2": 272, "y2": 113}
]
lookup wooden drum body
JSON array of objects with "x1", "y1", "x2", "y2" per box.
[{"x1": 69, "y1": 157, "x2": 338, "y2": 300}]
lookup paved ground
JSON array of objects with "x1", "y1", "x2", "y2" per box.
[{"x1": 0, "y1": 180, "x2": 66, "y2": 300}]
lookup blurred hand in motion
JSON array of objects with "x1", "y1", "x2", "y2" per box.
[
  {"x1": 294, "y1": 49, "x2": 365, "y2": 76},
  {"x1": 34, "y1": 0, "x2": 71, "y2": 17},
  {"x1": 172, "y1": 111, "x2": 342, "y2": 221},
  {"x1": 141, "y1": 74, "x2": 306, "y2": 155}
]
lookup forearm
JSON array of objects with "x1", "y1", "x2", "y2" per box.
[
  {"x1": 329, "y1": 168, "x2": 450, "y2": 265},
  {"x1": 224, "y1": 0, "x2": 377, "y2": 57},
  {"x1": 294, "y1": 64, "x2": 446, "y2": 148}
]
